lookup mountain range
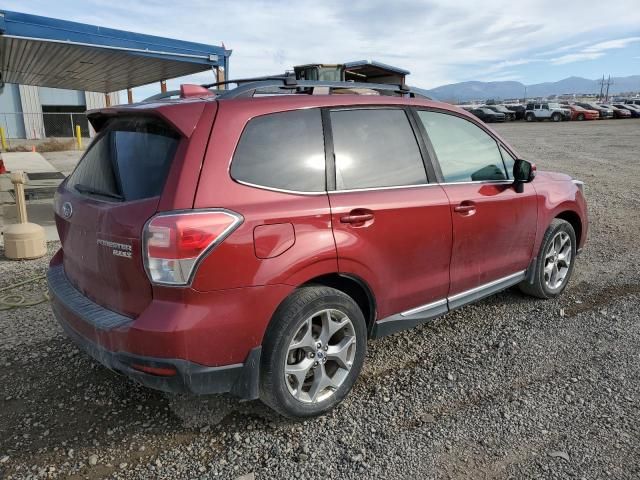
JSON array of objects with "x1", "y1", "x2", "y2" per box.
[{"x1": 420, "y1": 75, "x2": 640, "y2": 102}]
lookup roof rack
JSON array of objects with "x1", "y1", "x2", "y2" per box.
[
  {"x1": 143, "y1": 74, "x2": 430, "y2": 102},
  {"x1": 212, "y1": 74, "x2": 429, "y2": 99}
]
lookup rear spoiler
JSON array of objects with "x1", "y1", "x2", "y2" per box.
[{"x1": 87, "y1": 100, "x2": 209, "y2": 138}]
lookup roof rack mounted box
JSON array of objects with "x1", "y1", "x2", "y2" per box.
[{"x1": 293, "y1": 61, "x2": 409, "y2": 85}]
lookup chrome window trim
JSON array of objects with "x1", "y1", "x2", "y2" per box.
[
  {"x1": 437, "y1": 180, "x2": 513, "y2": 187},
  {"x1": 233, "y1": 179, "x2": 328, "y2": 196},
  {"x1": 233, "y1": 178, "x2": 516, "y2": 195},
  {"x1": 332, "y1": 183, "x2": 436, "y2": 194}
]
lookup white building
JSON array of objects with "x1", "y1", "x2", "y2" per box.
[{"x1": 0, "y1": 83, "x2": 119, "y2": 139}]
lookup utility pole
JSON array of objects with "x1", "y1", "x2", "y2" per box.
[
  {"x1": 598, "y1": 74, "x2": 605, "y2": 101},
  {"x1": 604, "y1": 75, "x2": 613, "y2": 101}
]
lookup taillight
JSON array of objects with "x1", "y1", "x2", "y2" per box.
[{"x1": 142, "y1": 209, "x2": 243, "y2": 286}]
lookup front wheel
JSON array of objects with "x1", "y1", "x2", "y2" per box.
[
  {"x1": 551, "y1": 113, "x2": 561, "y2": 122},
  {"x1": 525, "y1": 112, "x2": 535, "y2": 122},
  {"x1": 520, "y1": 219, "x2": 576, "y2": 299},
  {"x1": 577, "y1": 113, "x2": 585, "y2": 121},
  {"x1": 259, "y1": 286, "x2": 367, "y2": 418}
]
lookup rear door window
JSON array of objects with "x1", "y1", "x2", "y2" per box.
[
  {"x1": 329, "y1": 108, "x2": 427, "y2": 190},
  {"x1": 230, "y1": 109, "x2": 326, "y2": 192},
  {"x1": 68, "y1": 116, "x2": 180, "y2": 201}
]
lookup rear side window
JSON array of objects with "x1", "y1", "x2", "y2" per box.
[
  {"x1": 230, "y1": 109, "x2": 325, "y2": 192},
  {"x1": 417, "y1": 111, "x2": 507, "y2": 183},
  {"x1": 68, "y1": 116, "x2": 179, "y2": 201},
  {"x1": 329, "y1": 109, "x2": 427, "y2": 190}
]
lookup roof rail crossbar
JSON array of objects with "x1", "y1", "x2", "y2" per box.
[
  {"x1": 201, "y1": 73, "x2": 297, "y2": 89},
  {"x1": 216, "y1": 79, "x2": 429, "y2": 99}
]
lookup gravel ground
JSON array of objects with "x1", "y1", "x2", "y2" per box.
[{"x1": 1, "y1": 119, "x2": 639, "y2": 479}]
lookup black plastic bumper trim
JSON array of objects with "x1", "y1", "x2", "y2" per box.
[{"x1": 48, "y1": 274, "x2": 262, "y2": 399}]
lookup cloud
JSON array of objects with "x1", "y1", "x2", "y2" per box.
[
  {"x1": 3, "y1": 0, "x2": 640, "y2": 95},
  {"x1": 549, "y1": 36, "x2": 640, "y2": 65},
  {"x1": 583, "y1": 36, "x2": 640, "y2": 52},
  {"x1": 550, "y1": 52, "x2": 605, "y2": 65}
]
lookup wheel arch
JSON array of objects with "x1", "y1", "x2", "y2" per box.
[
  {"x1": 301, "y1": 273, "x2": 377, "y2": 337},
  {"x1": 555, "y1": 210, "x2": 583, "y2": 247}
]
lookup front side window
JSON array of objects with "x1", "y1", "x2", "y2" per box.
[
  {"x1": 329, "y1": 109, "x2": 427, "y2": 190},
  {"x1": 499, "y1": 145, "x2": 516, "y2": 180},
  {"x1": 231, "y1": 109, "x2": 326, "y2": 192},
  {"x1": 417, "y1": 110, "x2": 507, "y2": 183}
]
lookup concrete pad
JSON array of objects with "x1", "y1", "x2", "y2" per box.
[
  {"x1": 41, "y1": 150, "x2": 82, "y2": 176},
  {"x1": 0, "y1": 152, "x2": 57, "y2": 173}
]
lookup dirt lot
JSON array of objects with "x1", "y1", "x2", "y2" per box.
[{"x1": 1, "y1": 119, "x2": 639, "y2": 479}]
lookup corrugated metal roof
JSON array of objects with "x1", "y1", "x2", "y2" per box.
[{"x1": 0, "y1": 10, "x2": 230, "y2": 93}]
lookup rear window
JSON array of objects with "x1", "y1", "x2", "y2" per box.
[
  {"x1": 329, "y1": 108, "x2": 427, "y2": 190},
  {"x1": 67, "y1": 116, "x2": 180, "y2": 201},
  {"x1": 230, "y1": 109, "x2": 326, "y2": 192}
]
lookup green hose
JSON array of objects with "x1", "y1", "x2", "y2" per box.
[{"x1": 0, "y1": 274, "x2": 49, "y2": 310}]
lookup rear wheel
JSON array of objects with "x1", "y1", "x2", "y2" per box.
[
  {"x1": 551, "y1": 113, "x2": 561, "y2": 122},
  {"x1": 525, "y1": 112, "x2": 535, "y2": 122},
  {"x1": 577, "y1": 113, "x2": 585, "y2": 121},
  {"x1": 259, "y1": 286, "x2": 367, "y2": 418},
  {"x1": 520, "y1": 219, "x2": 576, "y2": 299}
]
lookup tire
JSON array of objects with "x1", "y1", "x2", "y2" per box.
[
  {"x1": 259, "y1": 286, "x2": 367, "y2": 418},
  {"x1": 525, "y1": 112, "x2": 535, "y2": 122},
  {"x1": 551, "y1": 113, "x2": 561, "y2": 122},
  {"x1": 577, "y1": 113, "x2": 585, "y2": 121},
  {"x1": 519, "y1": 219, "x2": 577, "y2": 299}
]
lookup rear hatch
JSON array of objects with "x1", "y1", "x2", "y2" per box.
[{"x1": 54, "y1": 102, "x2": 212, "y2": 317}]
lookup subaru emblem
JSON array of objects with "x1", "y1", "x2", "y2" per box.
[{"x1": 62, "y1": 201, "x2": 73, "y2": 219}]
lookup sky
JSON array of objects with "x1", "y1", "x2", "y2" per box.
[{"x1": 5, "y1": 0, "x2": 640, "y2": 101}]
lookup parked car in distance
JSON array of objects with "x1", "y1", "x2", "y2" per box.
[
  {"x1": 505, "y1": 104, "x2": 526, "y2": 120},
  {"x1": 484, "y1": 105, "x2": 516, "y2": 121},
  {"x1": 600, "y1": 104, "x2": 632, "y2": 119},
  {"x1": 564, "y1": 104, "x2": 599, "y2": 121},
  {"x1": 624, "y1": 99, "x2": 640, "y2": 106},
  {"x1": 469, "y1": 107, "x2": 506, "y2": 123},
  {"x1": 576, "y1": 102, "x2": 614, "y2": 119},
  {"x1": 614, "y1": 103, "x2": 640, "y2": 118},
  {"x1": 525, "y1": 103, "x2": 571, "y2": 122},
  {"x1": 47, "y1": 81, "x2": 588, "y2": 418}
]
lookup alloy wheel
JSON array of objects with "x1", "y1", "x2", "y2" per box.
[
  {"x1": 284, "y1": 309, "x2": 356, "y2": 404},
  {"x1": 543, "y1": 231, "x2": 572, "y2": 290}
]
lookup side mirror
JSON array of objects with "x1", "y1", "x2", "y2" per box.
[{"x1": 513, "y1": 159, "x2": 536, "y2": 193}]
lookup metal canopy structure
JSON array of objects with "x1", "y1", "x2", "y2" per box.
[{"x1": 0, "y1": 10, "x2": 230, "y2": 93}]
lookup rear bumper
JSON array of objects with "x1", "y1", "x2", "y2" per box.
[{"x1": 47, "y1": 261, "x2": 267, "y2": 399}]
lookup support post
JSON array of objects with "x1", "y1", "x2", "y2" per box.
[
  {"x1": 0, "y1": 126, "x2": 7, "y2": 150},
  {"x1": 127, "y1": 88, "x2": 133, "y2": 104},
  {"x1": 75, "y1": 124, "x2": 82, "y2": 150},
  {"x1": 105, "y1": 93, "x2": 111, "y2": 107},
  {"x1": 160, "y1": 80, "x2": 167, "y2": 93}
]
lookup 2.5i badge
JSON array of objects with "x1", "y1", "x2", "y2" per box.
[{"x1": 97, "y1": 238, "x2": 133, "y2": 259}]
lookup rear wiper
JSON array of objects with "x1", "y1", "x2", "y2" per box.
[{"x1": 74, "y1": 183, "x2": 124, "y2": 201}]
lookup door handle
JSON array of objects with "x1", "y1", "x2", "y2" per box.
[
  {"x1": 454, "y1": 202, "x2": 476, "y2": 215},
  {"x1": 340, "y1": 213, "x2": 374, "y2": 224}
]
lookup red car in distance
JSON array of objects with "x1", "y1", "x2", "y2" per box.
[{"x1": 565, "y1": 104, "x2": 599, "y2": 121}]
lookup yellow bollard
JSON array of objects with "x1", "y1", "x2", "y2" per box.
[
  {"x1": 75, "y1": 124, "x2": 82, "y2": 150},
  {"x1": 0, "y1": 126, "x2": 7, "y2": 151}
]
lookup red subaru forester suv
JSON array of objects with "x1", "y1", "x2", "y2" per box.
[{"x1": 48, "y1": 80, "x2": 588, "y2": 418}]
